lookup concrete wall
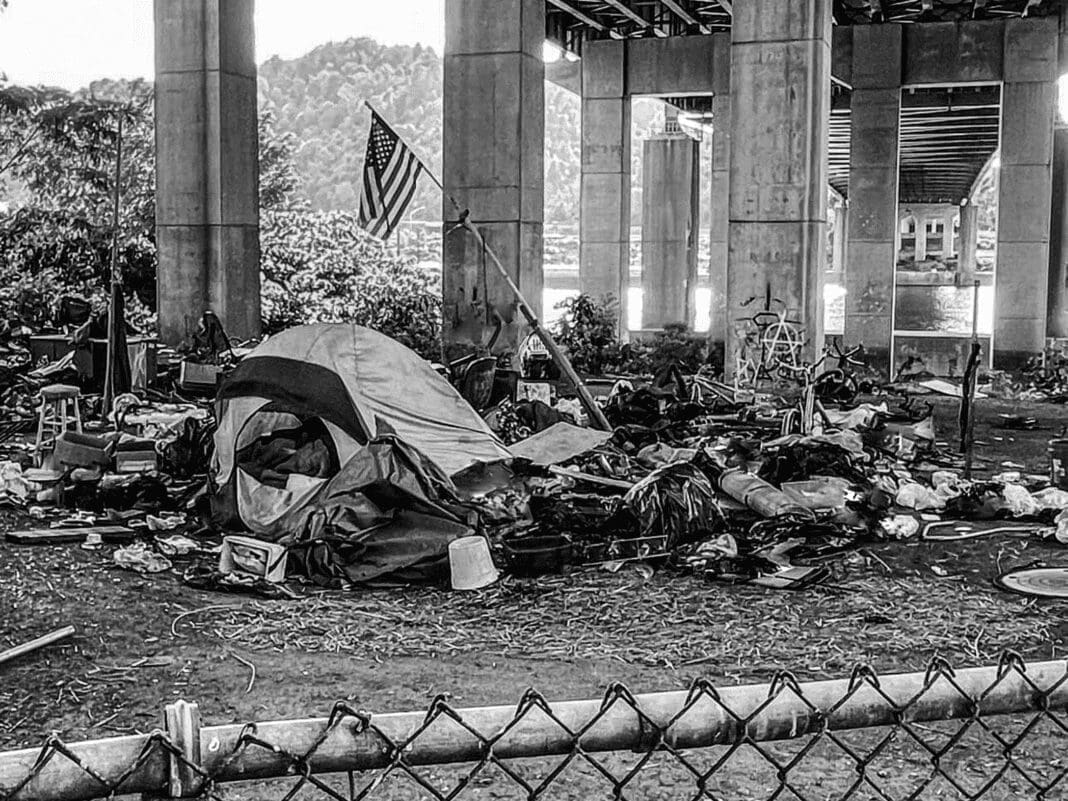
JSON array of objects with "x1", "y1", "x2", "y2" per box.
[
  {"x1": 154, "y1": 0, "x2": 260, "y2": 345},
  {"x1": 442, "y1": 0, "x2": 545, "y2": 352}
]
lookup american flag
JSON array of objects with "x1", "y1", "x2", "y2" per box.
[{"x1": 358, "y1": 110, "x2": 423, "y2": 239}]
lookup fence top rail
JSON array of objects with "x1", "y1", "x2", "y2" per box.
[{"x1": 2, "y1": 654, "x2": 1066, "y2": 801}]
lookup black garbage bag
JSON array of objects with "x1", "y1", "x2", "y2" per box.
[
  {"x1": 162, "y1": 417, "x2": 217, "y2": 479},
  {"x1": 760, "y1": 440, "x2": 866, "y2": 485},
  {"x1": 624, "y1": 461, "x2": 722, "y2": 550}
]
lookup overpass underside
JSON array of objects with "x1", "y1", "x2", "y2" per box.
[{"x1": 153, "y1": 0, "x2": 1068, "y2": 376}]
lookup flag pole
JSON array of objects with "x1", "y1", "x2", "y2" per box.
[{"x1": 362, "y1": 103, "x2": 612, "y2": 431}]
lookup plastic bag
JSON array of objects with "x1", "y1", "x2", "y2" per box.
[
  {"x1": 895, "y1": 482, "x2": 944, "y2": 511},
  {"x1": 1001, "y1": 484, "x2": 1039, "y2": 517}
]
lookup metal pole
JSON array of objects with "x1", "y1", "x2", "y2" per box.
[
  {"x1": 0, "y1": 626, "x2": 75, "y2": 667},
  {"x1": 3, "y1": 659, "x2": 1066, "y2": 800},
  {"x1": 459, "y1": 216, "x2": 613, "y2": 431},
  {"x1": 961, "y1": 279, "x2": 981, "y2": 478},
  {"x1": 102, "y1": 113, "x2": 124, "y2": 413}
]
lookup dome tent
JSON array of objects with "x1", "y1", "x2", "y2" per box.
[{"x1": 210, "y1": 323, "x2": 510, "y2": 538}]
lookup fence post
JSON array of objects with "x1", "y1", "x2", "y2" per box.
[{"x1": 147, "y1": 700, "x2": 201, "y2": 800}]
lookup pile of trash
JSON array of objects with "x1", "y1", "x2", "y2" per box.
[{"x1": 5, "y1": 319, "x2": 1068, "y2": 599}]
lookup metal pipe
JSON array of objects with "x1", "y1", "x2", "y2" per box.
[
  {"x1": 3, "y1": 659, "x2": 1066, "y2": 800},
  {"x1": 0, "y1": 626, "x2": 75, "y2": 668}
]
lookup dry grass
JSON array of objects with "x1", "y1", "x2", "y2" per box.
[{"x1": 177, "y1": 553, "x2": 1060, "y2": 682}]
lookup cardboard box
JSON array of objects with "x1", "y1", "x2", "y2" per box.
[
  {"x1": 219, "y1": 535, "x2": 287, "y2": 583},
  {"x1": 53, "y1": 431, "x2": 111, "y2": 469}
]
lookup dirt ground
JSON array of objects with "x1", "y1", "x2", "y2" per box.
[{"x1": 2, "y1": 395, "x2": 1068, "y2": 799}]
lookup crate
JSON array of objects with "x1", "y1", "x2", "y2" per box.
[{"x1": 53, "y1": 431, "x2": 111, "y2": 469}]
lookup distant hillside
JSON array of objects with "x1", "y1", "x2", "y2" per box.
[{"x1": 257, "y1": 37, "x2": 665, "y2": 225}]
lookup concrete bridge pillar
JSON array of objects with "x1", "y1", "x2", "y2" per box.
[
  {"x1": 914, "y1": 215, "x2": 928, "y2": 263},
  {"x1": 708, "y1": 55, "x2": 731, "y2": 358},
  {"x1": 579, "y1": 41, "x2": 631, "y2": 332},
  {"x1": 726, "y1": 0, "x2": 831, "y2": 374},
  {"x1": 442, "y1": 0, "x2": 544, "y2": 351},
  {"x1": 843, "y1": 25, "x2": 901, "y2": 376},
  {"x1": 942, "y1": 209, "x2": 956, "y2": 261},
  {"x1": 154, "y1": 0, "x2": 260, "y2": 346},
  {"x1": 960, "y1": 203, "x2": 979, "y2": 278},
  {"x1": 1047, "y1": 14, "x2": 1068, "y2": 340},
  {"x1": 640, "y1": 135, "x2": 700, "y2": 329},
  {"x1": 994, "y1": 17, "x2": 1058, "y2": 367}
]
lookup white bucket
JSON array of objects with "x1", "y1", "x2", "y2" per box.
[{"x1": 449, "y1": 535, "x2": 499, "y2": 591}]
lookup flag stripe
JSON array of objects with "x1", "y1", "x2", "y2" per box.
[
  {"x1": 386, "y1": 163, "x2": 421, "y2": 232},
  {"x1": 357, "y1": 111, "x2": 424, "y2": 240},
  {"x1": 381, "y1": 153, "x2": 417, "y2": 214}
]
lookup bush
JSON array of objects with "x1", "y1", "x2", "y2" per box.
[
  {"x1": 551, "y1": 294, "x2": 711, "y2": 377},
  {"x1": 637, "y1": 322, "x2": 710, "y2": 375},
  {"x1": 551, "y1": 294, "x2": 627, "y2": 375},
  {"x1": 260, "y1": 209, "x2": 441, "y2": 360}
]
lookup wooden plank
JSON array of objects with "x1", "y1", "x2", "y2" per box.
[{"x1": 6, "y1": 526, "x2": 137, "y2": 545}]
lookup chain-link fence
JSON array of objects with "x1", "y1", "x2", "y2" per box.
[{"x1": 2, "y1": 652, "x2": 1067, "y2": 800}]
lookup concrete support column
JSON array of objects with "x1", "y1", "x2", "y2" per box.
[
  {"x1": 943, "y1": 209, "x2": 956, "y2": 261},
  {"x1": 443, "y1": 0, "x2": 544, "y2": 351},
  {"x1": 154, "y1": 0, "x2": 260, "y2": 345},
  {"x1": 1047, "y1": 15, "x2": 1068, "y2": 339},
  {"x1": 579, "y1": 41, "x2": 631, "y2": 332},
  {"x1": 914, "y1": 216, "x2": 927, "y2": 262},
  {"x1": 831, "y1": 201, "x2": 847, "y2": 274},
  {"x1": 726, "y1": 0, "x2": 832, "y2": 372},
  {"x1": 994, "y1": 17, "x2": 1059, "y2": 367},
  {"x1": 843, "y1": 25, "x2": 901, "y2": 376},
  {"x1": 708, "y1": 50, "x2": 731, "y2": 358},
  {"x1": 1051, "y1": 127, "x2": 1068, "y2": 339},
  {"x1": 640, "y1": 136, "x2": 699, "y2": 329},
  {"x1": 960, "y1": 203, "x2": 979, "y2": 278}
]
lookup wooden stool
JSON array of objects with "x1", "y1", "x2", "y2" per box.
[{"x1": 35, "y1": 384, "x2": 82, "y2": 466}]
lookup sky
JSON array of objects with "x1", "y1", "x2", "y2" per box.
[{"x1": 0, "y1": 0, "x2": 445, "y2": 89}]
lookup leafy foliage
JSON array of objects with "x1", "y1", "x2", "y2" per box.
[
  {"x1": 551, "y1": 294, "x2": 628, "y2": 376},
  {"x1": 640, "y1": 322, "x2": 710, "y2": 375},
  {"x1": 0, "y1": 79, "x2": 155, "y2": 329},
  {"x1": 552, "y1": 294, "x2": 710, "y2": 376},
  {"x1": 260, "y1": 209, "x2": 441, "y2": 359}
]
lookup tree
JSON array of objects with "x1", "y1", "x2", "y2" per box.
[
  {"x1": 260, "y1": 209, "x2": 440, "y2": 359},
  {"x1": 1, "y1": 76, "x2": 440, "y2": 354},
  {"x1": 258, "y1": 105, "x2": 307, "y2": 212},
  {"x1": 0, "y1": 80, "x2": 155, "y2": 326}
]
